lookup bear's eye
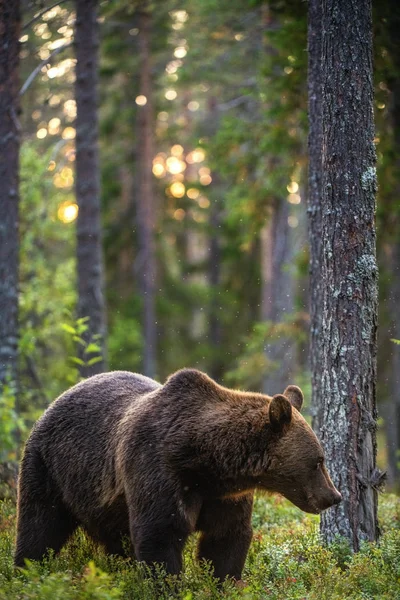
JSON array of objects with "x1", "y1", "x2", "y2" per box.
[{"x1": 316, "y1": 458, "x2": 324, "y2": 469}]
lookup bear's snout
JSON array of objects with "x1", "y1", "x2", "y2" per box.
[
  {"x1": 317, "y1": 487, "x2": 342, "y2": 512},
  {"x1": 332, "y1": 489, "x2": 342, "y2": 505}
]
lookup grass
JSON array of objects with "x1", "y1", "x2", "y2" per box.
[{"x1": 0, "y1": 493, "x2": 399, "y2": 599}]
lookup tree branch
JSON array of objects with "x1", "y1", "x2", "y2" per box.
[
  {"x1": 19, "y1": 41, "x2": 73, "y2": 97},
  {"x1": 23, "y1": 0, "x2": 70, "y2": 31}
]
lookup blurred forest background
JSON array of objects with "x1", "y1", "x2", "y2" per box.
[{"x1": 0, "y1": 0, "x2": 399, "y2": 492}]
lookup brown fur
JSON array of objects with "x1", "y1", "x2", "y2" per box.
[{"x1": 14, "y1": 369, "x2": 341, "y2": 580}]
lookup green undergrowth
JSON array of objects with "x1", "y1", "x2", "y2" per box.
[{"x1": 0, "y1": 494, "x2": 399, "y2": 599}]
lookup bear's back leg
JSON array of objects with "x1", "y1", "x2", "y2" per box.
[{"x1": 14, "y1": 445, "x2": 78, "y2": 567}]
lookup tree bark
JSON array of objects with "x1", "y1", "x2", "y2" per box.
[
  {"x1": 384, "y1": 4, "x2": 400, "y2": 487},
  {"x1": 308, "y1": 0, "x2": 379, "y2": 549},
  {"x1": 261, "y1": 199, "x2": 296, "y2": 395},
  {"x1": 385, "y1": 242, "x2": 400, "y2": 487},
  {"x1": 75, "y1": 0, "x2": 107, "y2": 377},
  {"x1": 307, "y1": 0, "x2": 323, "y2": 420},
  {"x1": 207, "y1": 96, "x2": 223, "y2": 381},
  {"x1": 0, "y1": 0, "x2": 20, "y2": 387},
  {"x1": 135, "y1": 0, "x2": 157, "y2": 378}
]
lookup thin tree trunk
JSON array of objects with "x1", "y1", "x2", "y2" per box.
[
  {"x1": 207, "y1": 96, "x2": 223, "y2": 381},
  {"x1": 75, "y1": 0, "x2": 107, "y2": 377},
  {"x1": 385, "y1": 242, "x2": 400, "y2": 487},
  {"x1": 384, "y1": 7, "x2": 400, "y2": 485},
  {"x1": 261, "y1": 199, "x2": 295, "y2": 395},
  {"x1": 0, "y1": 1, "x2": 20, "y2": 387},
  {"x1": 135, "y1": 0, "x2": 157, "y2": 378},
  {"x1": 307, "y1": 0, "x2": 323, "y2": 422},
  {"x1": 208, "y1": 194, "x2": 223, "y2": 380},
  {"x1": 308, "y1": 0, "x2": 380, "y2": 549}
]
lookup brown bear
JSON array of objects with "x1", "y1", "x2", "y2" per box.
[{"x1": 14, "y1": 369, "x2": 341, "y2": 580}]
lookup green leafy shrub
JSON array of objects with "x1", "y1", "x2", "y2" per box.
[{"x1": 1, "y1": 494, "x2": 399, "y2": 599}]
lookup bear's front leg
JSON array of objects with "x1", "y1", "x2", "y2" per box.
[
  {"x1": 196, "y1": 494, "x2": 254, "y2": 581},
  {"x1": 129, "y1": 500, "x2": 191, "y2": 575}
]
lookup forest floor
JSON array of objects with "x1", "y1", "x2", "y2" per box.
[{"x1": 0, "y1": 493, "x2": 399, "y2": 600}]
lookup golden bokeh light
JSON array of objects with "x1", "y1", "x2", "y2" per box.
[
  {"x1": 48, "y1": 117, "x2": 61, "y2": 135},
  {"x1": 192, "y1": 211, "x2": 206, "y2": 223},
  {"x1": 187, "y1": 101, "x2": 199, "y2": 111},
  {"x1": 173, "y1": 208, "x2": 185, "y2": 221},
  {"x1": 62, "y1": 127, "x2": 76, "y2": 140},
  {"x1": 39, "y1": 48, "x2": 50, "y2": 60},
  {"x1": 158, "y1": 111, "x2": 169, "y2": 121},
  {"x1": 172, "y1": 10, "x2": 189, "y2": 23},
  {"x1": 57, "y1": 201, "x2": 78, "y2": 223},
  {"x1": 187, "y1": 188, "x2": 200, "y2": 200},
  {"x1": 198, "y1": 196, "x2": 210, "y2": 209},
  {"x1": 49, "y1": 95, "x2": 61, "y2": 107},
  {"x1": 49, "y1": 38, "x2": 67, "y2": 50},
  {"x1": 42, "y1": 5, "x2": 62, "y2": 20},
  {"x1": 36, "y1": 127, "x2": 47, "y2": 139},
  {"x1": 288, "y1": 215, "x2": 299, "y2": 228},
  {"x1": 288, "y1": 193, "x2": 301, "y2": 204},
  {"x1": 170, "y1": 181, "x2": 186, "y2": 198},
  {"x1": 165, "y1": 89, "x2": 177, "y2": 100},
  {"x1": 200, "y1": 174, "x2": 212, "y2": 186},
  {"x1": 63, "y1": 99, "x2": 77, "y2": 119},
  {"x1": 166, "y1": 156, "x2": 186, "y2": 174},
  {"x1": 47, "y1": 66, "x2": 60, "y2": 79},
  {"x1": 287, "y1": 181, "x2": 299, "y2": 194},
  {"x1": 67, "y1": 149, "x2": 76, "y2": 162},
  {"x1": 171, "y1": 144, "x2": 184, "y2": 156},
  {"x1": 53, "y1": 166, "x2": 74, "y2": 189},
  {"x1": 135, "y1": 95, "x2": 147, "y2": 106},
  {"x1": 48, "y1": 160, "x2": 56, "y2": 171},
  {"x1": 166, "y1": 60, "x2": 182, "y2": 74},
  {"x1": 174, "y1": 46, "x2": 187, "y2": 58},
  {"x1": 152, "y1": 163, "x2": 165, "y2": 177},
  {"x1": 186, "y1": 148, "x2": 205, "y2": 164}
]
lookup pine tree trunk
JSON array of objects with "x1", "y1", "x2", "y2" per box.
[
  {"x1": 0, "y1": 1, "x2": 20, "y2": 387},
  {"x1": 308, "y1": 0, "x2": 379, "y2": 549},
  {"x1": 384, "y1": 8, "x2": 400, "y2": 486},
  {"x1": 207, "y1": 97, "x2": 223, "y2": 381},
  {"x1": 75, "y1": 0, "x2": 107, "y2": 377},
  {"x1": 307, "y1": 0, "x2": 323, "y2": 416},
  {"x1": 261, "y1": 199, "x2": 295, "y2": 395},
  {"x1": 135, "y1": 1, "x2": 157, "y2": 378},
  {"x1": 385, "y1": 242, "x2": 400, "y2": 487}
]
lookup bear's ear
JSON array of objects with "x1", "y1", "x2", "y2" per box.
[
  {"x1": 283, "y1": 385, "x2": 304, "y2": 412},
  {"x1": 269, "y1": 394, "x2": 292, "y2": 433}
]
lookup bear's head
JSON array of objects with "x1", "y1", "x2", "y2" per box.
[{"x1": 262, "y1": 385, "x2": 342, "y2": 514}]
